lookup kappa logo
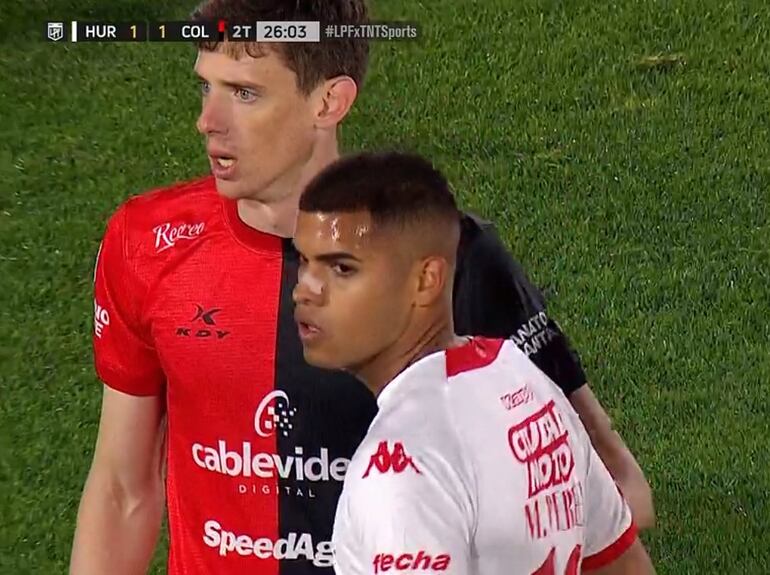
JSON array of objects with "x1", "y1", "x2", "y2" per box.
[
  {"x1": 176, "y1": 305, "x2": 230, "y2": 340},
  {"x1": 363, "y1": 441, "x2": 421, "y2": 478},
  {"x1": 153, "y1": 221, "x2": 205, "y2": 252}
]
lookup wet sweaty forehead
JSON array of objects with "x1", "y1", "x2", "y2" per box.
[{"x1": 294, "y1": 211, "x2": 379, "y2": 257}]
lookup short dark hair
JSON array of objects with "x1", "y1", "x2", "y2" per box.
[
  {"x1": 191, "y1": 0, "x2": 369, "y2": 94},
  {"x1": 300, "y1": 152, "x2": 461, "y2": 235}
]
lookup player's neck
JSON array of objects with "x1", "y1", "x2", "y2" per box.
[
  {"x1": 355, "y1": 314, "x2": 467, "y2": 397},
  {"x1": 236, "y1": 142, "x2": 340, "y2": 237},
  {"x1": 235, "y1": 194, "x2": 301, "y2": 238}
]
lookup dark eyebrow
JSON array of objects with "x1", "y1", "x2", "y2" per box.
[
  {"x1": 314, "y1": 252, "x2": 363, "y2": 264},
  {"x1": 194, "y1": 72, "x2": 265, "y2": 93},
  {"x1": 291, "y1": 239, "x2": 362, "y2": 263}
]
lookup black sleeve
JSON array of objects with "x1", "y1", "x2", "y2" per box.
[{"x1": 452, "y1": 212, "x2": 587, "y2": 396}]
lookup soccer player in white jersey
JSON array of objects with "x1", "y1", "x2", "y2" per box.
[{"x1": 292, "y1": 151, "x2": 656, "y2": 575}]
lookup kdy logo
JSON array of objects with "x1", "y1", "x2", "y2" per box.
[
  {"x1": 176, "y1": 305, "x2": 230, "y2": 340},
  {"x1": 47, "y1": 22, "x2": 64, "y2": 42}
]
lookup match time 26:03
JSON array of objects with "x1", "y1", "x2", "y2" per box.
[{"x1": 258, "y1": 22, "x2": 308, "y2": 41}]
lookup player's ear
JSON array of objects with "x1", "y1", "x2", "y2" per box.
[
  {"x1": 413, "y1": 256, "x2": 450, "y2": 307},
  {"x1": 312, "y1": 75, "x2": 358, "y2": 129}
]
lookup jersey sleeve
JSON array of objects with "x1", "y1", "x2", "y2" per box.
[
  {"x1": 581, "y1": 445, "x2": 638, "y2": 570},
  {"x1": 453, "y1": 213, "x2": 587, "y2": 396},
  {"x1": 92, "y1": 204, "x2": 165, "y2": 396},
  {"x1": 333, "y1": 446, "x2": 473, "y2": 575}
]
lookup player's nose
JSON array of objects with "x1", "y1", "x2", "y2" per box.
[
  {"x1": 293, "y1": 282, "x2": 321, "y2": 308},
  {"x1": 196, "y1": 96, "x2": 227, "y2": 135},
  {"x1": 293, "y1": 266, "x2": 326, "y2": 305},
  {"x1": 292, "y1": 282, "x2": 313, "y2": 306}
]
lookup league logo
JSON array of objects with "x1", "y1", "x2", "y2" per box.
[{"x1": 47, "y1": 22, "x2": 64, "y2": 42}]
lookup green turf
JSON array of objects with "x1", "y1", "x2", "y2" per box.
[{"x1": 2, "y1": 0, "x2": 768, "y2": 573}]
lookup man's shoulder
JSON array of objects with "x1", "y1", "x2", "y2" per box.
[
  {"x1": 103, "y1": 175, "x2": 220, "y2": 255},
  {"x1": 345, "y1": 431, "x2": 463, "y2": 507},
  {"x1": 348, "y1": 396, "x2": 463, "y2": 492},
  {"x1": 457, "y1": 210, "x2": 522, "y2": 273},
  {"x1": 454, "y1": 211, "x2": 546, "y2": 318},
  {"x1": 117, "y1": 174, "x2": 218, "y2": 224},
  {"x1": 458, "y1": 210, "x2": 495, "y2": 244}
]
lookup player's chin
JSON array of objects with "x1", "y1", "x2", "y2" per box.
[
  {"x1": 301, "y1": 345, "x2": 346, "y2": 371},
  {"x1": 213, "y1": 177, "x2": 245, "y2": 199}
]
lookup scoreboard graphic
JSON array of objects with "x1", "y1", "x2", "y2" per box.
[{"x1": 44, "y1": 21, "x2": 419, "y2": 42}]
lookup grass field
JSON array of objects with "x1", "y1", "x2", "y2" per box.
[{"x1": 2, "y1": 0, "x2": 769, "y2": 573}]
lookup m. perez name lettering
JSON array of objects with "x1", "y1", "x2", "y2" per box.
[
  {"x1": 154, "y1": 221, "x2": 205, "y2": 252},
  {"x1": 509, "y1": 400, "x2": 575, "y2": 496},
  {"x1": 525, "y1": 482, "x2": 585, "y2": 540},
  {"x1": 192, "y1": 441, "x2": 349, "y2": 481}
]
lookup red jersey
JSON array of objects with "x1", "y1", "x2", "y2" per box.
[{"x1": 92, "y1": 176, "x2": 589, "y2": 574}]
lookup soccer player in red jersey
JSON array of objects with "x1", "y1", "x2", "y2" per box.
[
  {"x1": 292, "y1": 151, "x2": 656, "y2": 575},
  {"x1": 69, "y1": 2, "x2": 653, "y2": 574}
]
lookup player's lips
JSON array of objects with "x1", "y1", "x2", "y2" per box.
[
  {"x1": 294, "y1": 311, "x2": 323, "y2": 343},
  {"x1": 297, "y1": 322, "x2": 321, "y2": 342},
  {"x1": 207, "y1": 148, "x2": 237, "y2": 180}
]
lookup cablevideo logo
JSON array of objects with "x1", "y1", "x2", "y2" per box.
[{"x1": 191, "y1": 391, "x2": 350, "y2": 488}]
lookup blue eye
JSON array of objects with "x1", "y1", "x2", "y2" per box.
[
  {"x1": 235, "y1": 87, "x2": 258, "y2": 102},
  {"x1": 199, "y1": 80, "x2": 211, "y2": 95}
]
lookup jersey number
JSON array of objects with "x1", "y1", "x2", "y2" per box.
[{"x1": 531, "y1": 545, "x2": 581, "y2": 575}]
